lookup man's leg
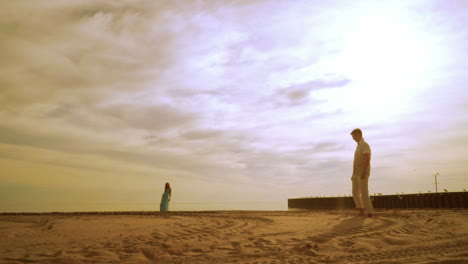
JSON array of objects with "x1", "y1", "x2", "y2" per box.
[
  {"x1": 352, "y1": 176, "x2": 365, "y2": 216},
  {"x1": 360, "y1": 176, "x2": 374, "y2": 217}
]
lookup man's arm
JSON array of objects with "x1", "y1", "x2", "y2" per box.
[{"x1": 361, "y1": 153, "x2": 370, "y2": 179}]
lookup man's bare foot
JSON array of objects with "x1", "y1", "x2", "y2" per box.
[{"x1": 359, "y1": 208, "x2": 365, "y2": 217}]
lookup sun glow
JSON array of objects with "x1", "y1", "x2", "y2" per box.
[
  {"x1": 319, "y1": 11, "x2": 435, "y2": 123},
  {"x1": 343, "y1": 13, "x2": 431, "y2": 78}
]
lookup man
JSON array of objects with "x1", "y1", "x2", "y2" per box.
[{"x1": 351, "y1": 128, "x2": 374, "y2": 217}]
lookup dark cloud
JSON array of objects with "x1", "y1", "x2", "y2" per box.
[
  {"x1": 181, "y1": 129, "x2": 224, "y2": 140},
  {"x1": 144, "y1": 129, "x2": 257, "y2": 158},
  {"x1": 38, "y1": 101, "x2": 199, "y2": 133},
  {"x1": 310, "y1": 142, "x2": 346, "y2": 152},
  {"x1": 166, "y1": 88, "x2": 224, "y2": 99},
  {"x1": 46, "y1": 104, "x2": 74, "y2": 118},
  {"x1": 0, "y1": 125, "x2": 72, "y2": 150},
  {"x1": 265, "y1": 76, "x2": 351, "y2": 108},
  {"x1": 98, "y1": 103, "x2": 198, "y2": 131},
  {"x1": 0, "y1": 0, "x2": 180, "y2": 110},
  {"x1": 0, "y1": 123, "x2": 235, "y2": 177}
]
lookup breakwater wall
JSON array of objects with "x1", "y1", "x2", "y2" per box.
[{"x1": 288, "y1": 192, "x2": 468, "y2": 210}]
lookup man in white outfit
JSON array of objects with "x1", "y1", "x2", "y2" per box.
[{"x1": 351, "y1": 128, "x2": 374, "y2": 217}]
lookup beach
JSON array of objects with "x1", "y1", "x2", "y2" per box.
[{"x1": 1, "y1": 210, "x2": 467, "y2": 264}]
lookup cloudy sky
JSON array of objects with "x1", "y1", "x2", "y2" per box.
[{"x1": 1, "y1": 0, "x2": 467, "y2": 212}]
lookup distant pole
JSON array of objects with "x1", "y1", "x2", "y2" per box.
[{"x1": 434, "y1": 172, "x2": 439, "y2": 193}]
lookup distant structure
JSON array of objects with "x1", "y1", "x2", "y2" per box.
[
  {"x1": 289, "y1": 192, "x2": 468, "y2": 210},
  {"x1": 434, "y1": 172, "x2": 440, "y2": 193}
]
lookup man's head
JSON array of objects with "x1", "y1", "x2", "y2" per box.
[{"x1": 350, "y1": 128, "x2": 362, "y2": 142}]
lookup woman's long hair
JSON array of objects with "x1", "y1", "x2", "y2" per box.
[{"x1": 165, "y1": 182, "x2": 172, "y2": 195}]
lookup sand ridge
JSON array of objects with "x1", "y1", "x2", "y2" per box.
[{"x1": 1, "y1": 210, "x2": 467, "y2": 264}]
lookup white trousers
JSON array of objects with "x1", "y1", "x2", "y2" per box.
[{"x1": 352, "y1": 176, "x2": 374, "y2": 214}]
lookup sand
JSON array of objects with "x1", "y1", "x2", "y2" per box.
[{"x1": 0, "y1": 210, "x2": 467, "y2": 264}]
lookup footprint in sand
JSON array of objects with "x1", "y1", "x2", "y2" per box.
[
  {"x1": 231, "y1": 241, "x2": 241, "y2": 248},
  {"x1": 339, "y1": 240, "x2": 356, "y2": 248},
  {"x1": 140, "y1": 248, "x2": 157, "y2": 260}
]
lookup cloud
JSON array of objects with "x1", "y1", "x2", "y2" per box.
[
  {"x1": 0, "y1": 0, "x2": 184, "y2": 111},
  {"x1": 97, "y1": 103, "x2": 199, "y2": 131},
  {"x1": 269, "y1": 76, "x2": 352, "y2": 107},
  {"x1": 180, "y1": 129, "x2": 224, "y2": 140},
  {"x1": 0, "y1": 125, "x2": 79, "y2": 152}
]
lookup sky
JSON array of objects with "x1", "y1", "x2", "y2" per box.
[{"x1": 1, "y1": 0, "x2": 467, "y2": 212}]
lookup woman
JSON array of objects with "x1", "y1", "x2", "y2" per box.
[{"x1": 160, "y1": 182, "x2": 171, "y2": 211}]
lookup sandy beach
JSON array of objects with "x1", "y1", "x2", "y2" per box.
[{"x1": 1, "y1": 210, "x2": 467, "y2": 264}]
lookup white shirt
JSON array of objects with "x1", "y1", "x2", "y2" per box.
[{"x1": 353, "y1": 138, "x2": 371, "y2": 177}]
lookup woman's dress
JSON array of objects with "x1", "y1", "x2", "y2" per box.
[{"x1": 160, "y1": 190, "x2": 171, "y2": 211}]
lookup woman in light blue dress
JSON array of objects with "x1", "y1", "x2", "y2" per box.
[{"x1": 160, "y1": 182, "x2": 171, "y2": 211}]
